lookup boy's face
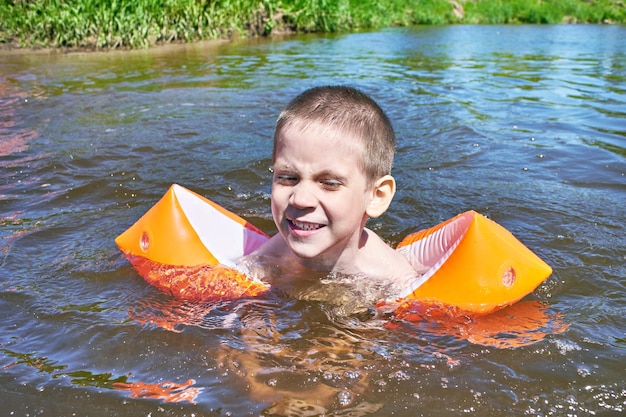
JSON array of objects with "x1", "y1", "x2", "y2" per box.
[{"x1": 271, "y1": 123, "x2": 375, "y2": 270}]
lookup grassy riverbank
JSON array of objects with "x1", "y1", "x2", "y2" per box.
[{"x1": 1, "y1": 0, "x2": 624, "y2": 50}]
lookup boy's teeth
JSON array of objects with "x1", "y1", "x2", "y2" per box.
[{"x1": 292, "y1": 220, "x2": 322, "y2": 231}]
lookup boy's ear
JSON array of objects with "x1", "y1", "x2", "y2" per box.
[{"x1": 366, "y1": 175, "x2": 396, "y2": 218}]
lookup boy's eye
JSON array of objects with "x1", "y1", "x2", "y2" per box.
[
  {"x1": 320, "y1": 179, "x2": 342, "y2": 190},
  {"x1": 275, "y1": 174, "x2": 298, "y2": 185}
]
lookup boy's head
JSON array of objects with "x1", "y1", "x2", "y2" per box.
[
  {"x1": 266, "y1": 86, "x2": 400, "y2": 271},
  {"x1": 273, "y1": 86, "x2": 396, "y2": 184}
]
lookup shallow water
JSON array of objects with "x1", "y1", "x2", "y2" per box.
[{"x1": 1, "y1": 25, "x2": 625, "y2": 416}]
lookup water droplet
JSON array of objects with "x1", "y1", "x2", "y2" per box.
[
  {"x1": 343, "y1": 370, "x2": 361, "y2": 380},
  {"x1": 389, "y1": 370, "x2": 411, "y2": 381},
  {"x1": 337, "y1": 390, "x2": 352, "y2": 406},
  {"x1": 577, "y1": 366, "x2": 591, "y2": 377}
]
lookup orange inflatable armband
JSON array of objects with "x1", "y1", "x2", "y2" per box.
[
  {"x1": 396, "y1": 211, "x2": 552, "y2": 314},
  {"x1": 115, "y1": 184, "x2": 270, "y2": 299}
]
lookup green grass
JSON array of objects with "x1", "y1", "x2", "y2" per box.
[
  {"x1": 463, "y1": 0, "x2": 626, "y2": 24},
  {"x1": 0, "y1": 0, "x2": 624, "y2": 49}
]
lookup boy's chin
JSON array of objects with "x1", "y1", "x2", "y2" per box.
[
  {"x1": 288, "y1": 247, "x2": 338, "y2": 272},
  {"x1": 288, "y1": 246, "x2": 322, "y2": 263}
]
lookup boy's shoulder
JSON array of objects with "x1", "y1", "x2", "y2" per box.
[{"x1": 359, "y1": 229, "x2": 418, "y2": 282}]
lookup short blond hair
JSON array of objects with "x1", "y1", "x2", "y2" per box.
[{"x1": 273, "y1": 86, "x2": 396, "y2": 183}]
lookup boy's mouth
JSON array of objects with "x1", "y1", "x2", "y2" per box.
[{"x1": 289, "y1": 220, "x2": 324, "y2": 232}]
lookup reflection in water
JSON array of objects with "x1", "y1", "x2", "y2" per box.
[
  {"x1": 112, "y1": 379, "x2": 201, "y2": 404},
  {"x1": 221, "y1": 321, "x2": 383, "y2": 414},
  {"x1": 2, "y1": 348, "x2": 68, "y2": 374},
  {"x1": 392, "y1": 300, "x2": 568, "y2": 349},
  {"x1": 125, "y1": 289, "x2": 567, "y2": 413},
  {"x1": 0, "y1": 84, "x2": 38, "y2": 157}
]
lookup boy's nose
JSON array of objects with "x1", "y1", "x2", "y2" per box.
[{"x1": 289, "y1": 182, "x2": 317, "y2": 208}]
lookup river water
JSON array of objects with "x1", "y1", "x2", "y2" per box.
[{"x1": 1, "y1": 25, "x2": 624, "y2": 416}]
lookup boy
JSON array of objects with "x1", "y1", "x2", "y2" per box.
[{"x1": 242, "y1": 86, "x2": 419, "y2": 310}]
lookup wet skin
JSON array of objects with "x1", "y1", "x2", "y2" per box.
[{"x1": 250, "y1": 123, "x2": 418, "y2": 294}]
